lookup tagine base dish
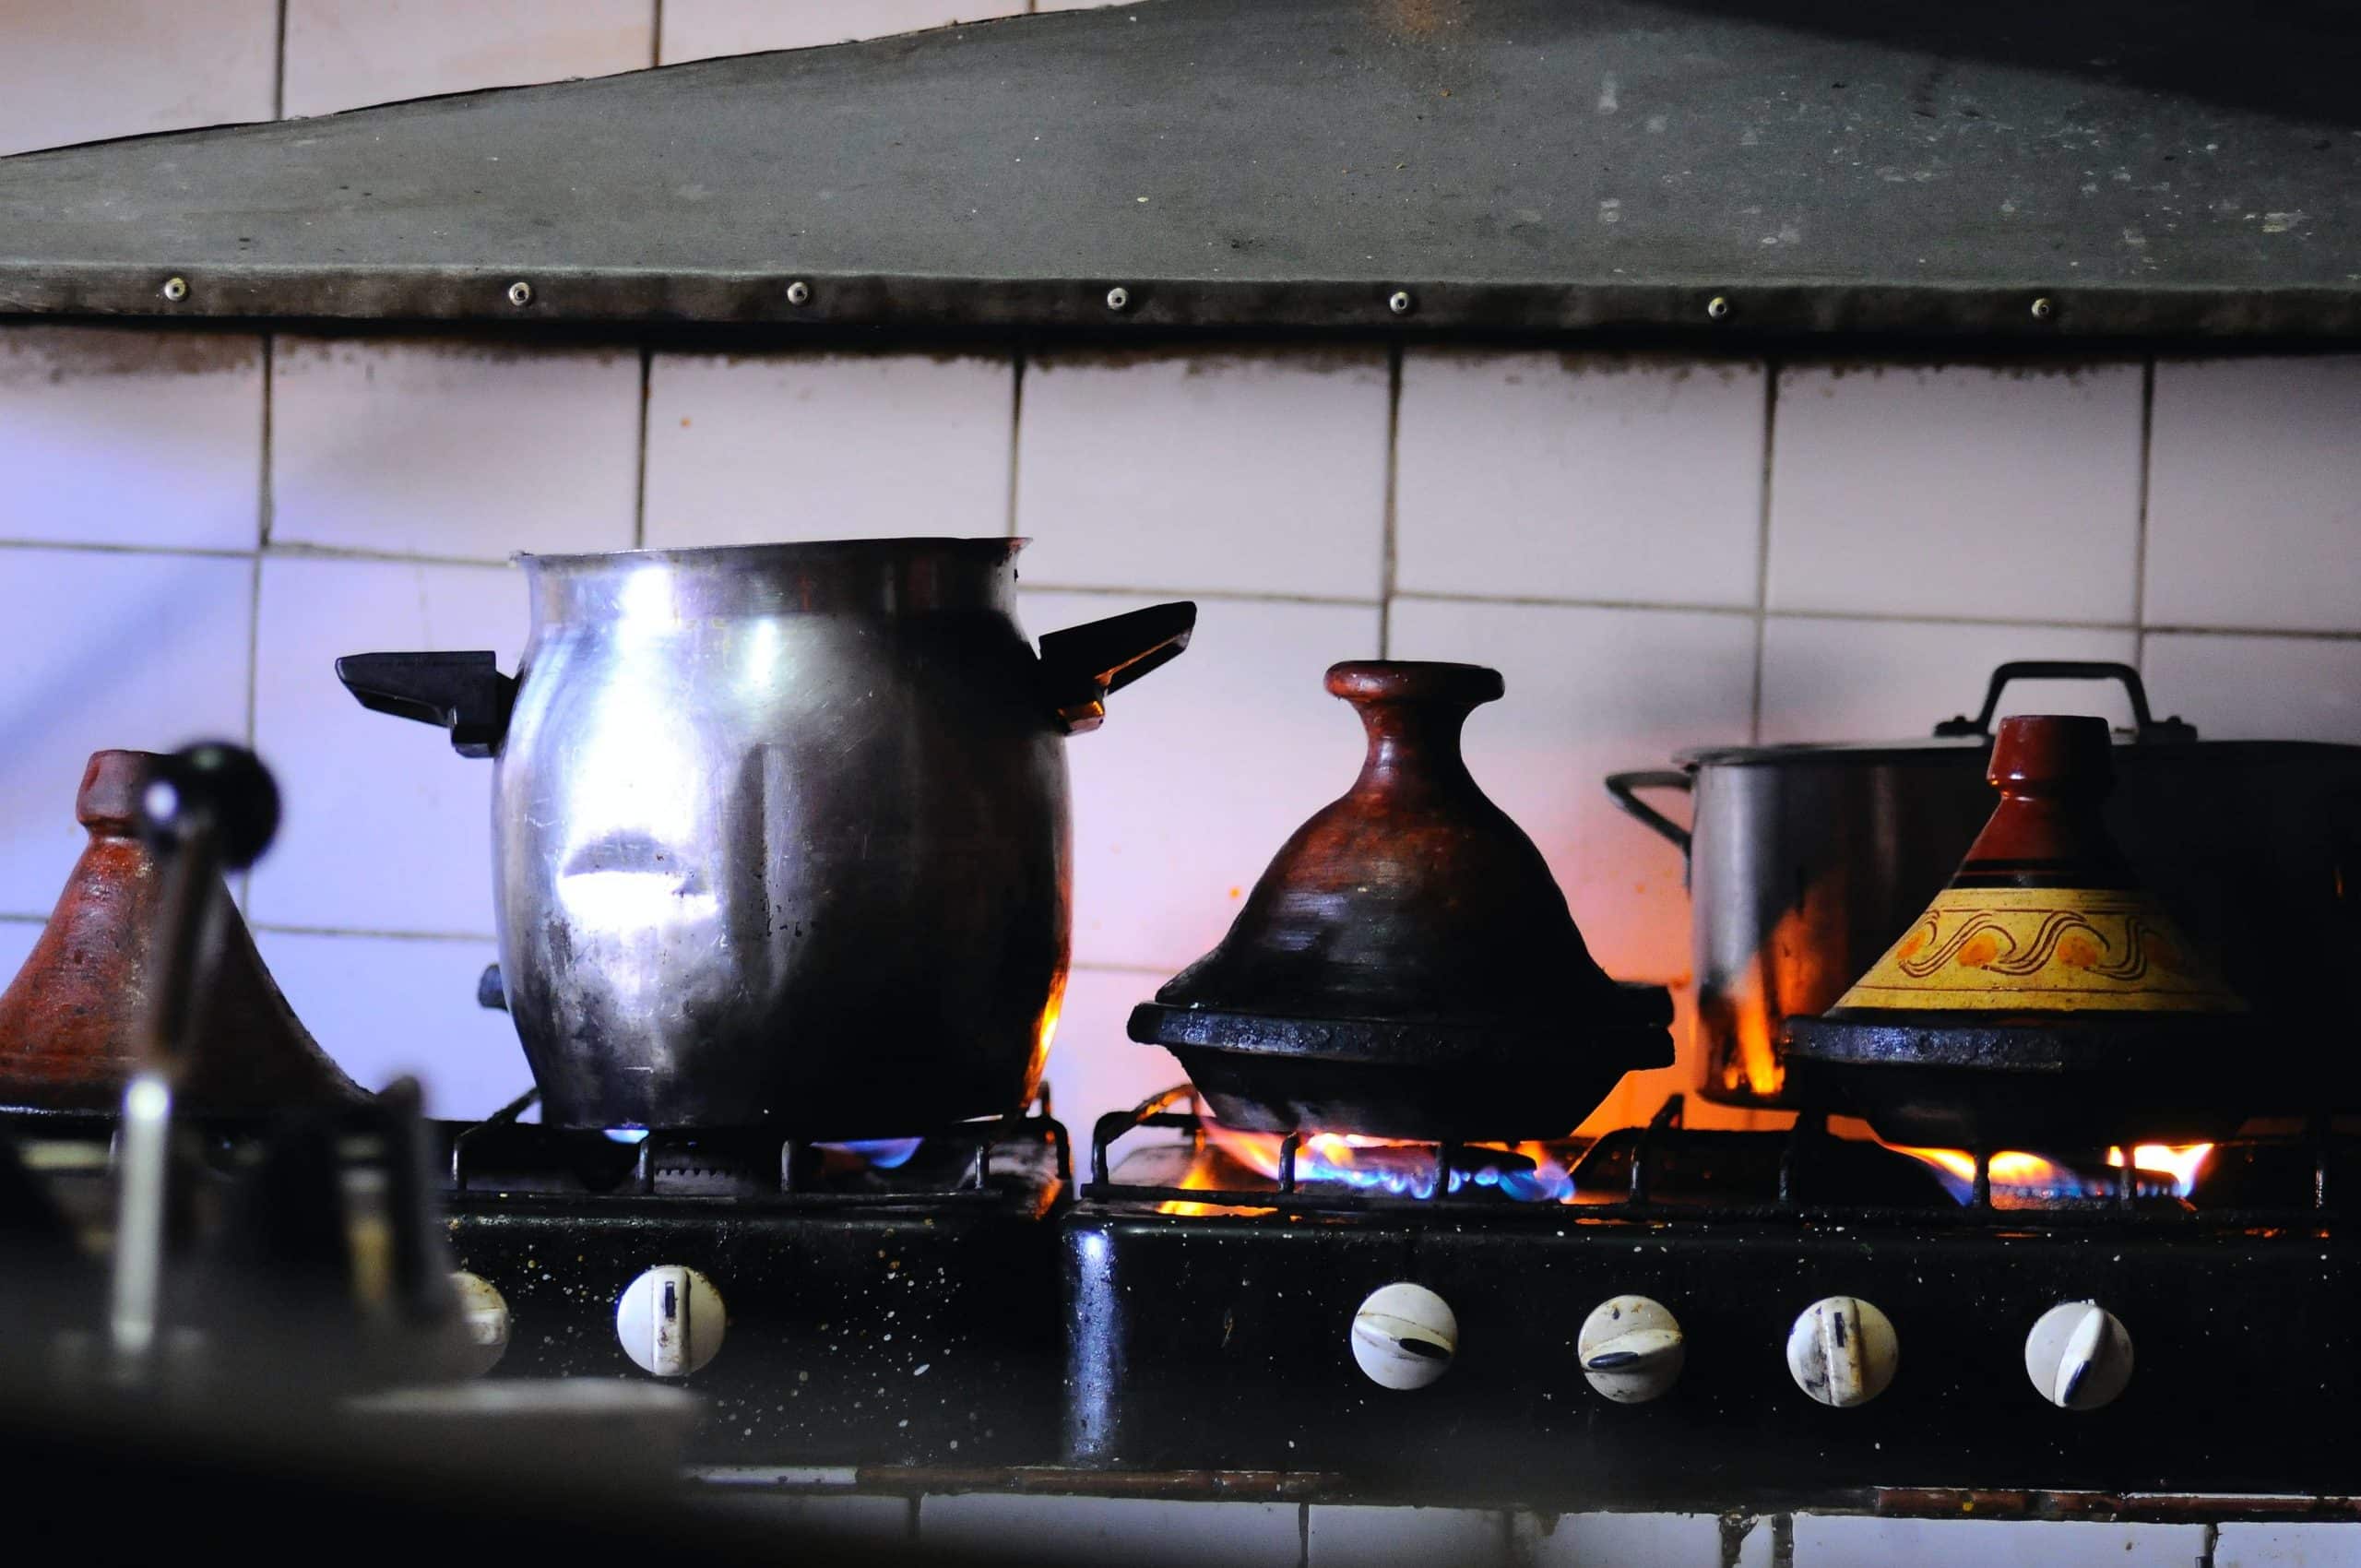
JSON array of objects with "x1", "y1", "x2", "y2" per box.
[{"x1": 1785, "y1": 1010, "x2": 2269, "y2": 1146}]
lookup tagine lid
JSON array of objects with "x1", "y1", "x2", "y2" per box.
[
  {"x1": 1131, "y1": 661, "x2": 1671, "y2": 1060},
  {"x1": 1822, "y1": 714, "x2": 2245, "y2": 1020},
  {"x1": 0, "y1": 749, "x2": 367, "y2": 1115}
]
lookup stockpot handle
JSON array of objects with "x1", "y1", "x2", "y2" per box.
[
  {"x1": 336, "y1": 652, "x2": 516, "y2": 759},
  {"x1": 1038, "y1": 601, "x2": 1198, "y2": 734},
  {"x1": 1933, "y1": 661, "x2": 2197, "y2": 742},
  {"x1": 1603, "y1": 769, "x2": 1694, "y2": 859}
]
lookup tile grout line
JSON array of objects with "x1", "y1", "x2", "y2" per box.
[
  {"x1": 1376, "y1": 341, "x2": 1404, "y2": 657},
  {"x1": 1006, "y1": 350, "x2": 1026, "y2": 540},
  {"x1": 239, "y1": 332, "x2": 277, "y2": 910},
  {"x1": 251, "y1": 921, "x2": 498, "y2": 944},
  {"x1": 632, "y1": 346, "x2": 654, "y2": 548},
  {"x1": 1748, "y1": 359, "x2": 1779, "y2": 745},
  {"x1": 2130, "y1": 354, "x2": 2156, "y2": 671}
]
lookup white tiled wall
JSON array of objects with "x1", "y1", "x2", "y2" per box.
[{"x1": 3, "y1": 7, "x2": 2357, "y2": 1158}]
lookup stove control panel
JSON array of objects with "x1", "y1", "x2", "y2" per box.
[
  {"x1": 615, "y1": 1265, "x2": 726, "y2": 1377},
  {"x1": 2024, "y1": 1300, "x2": 2133, "y2": 1410},
  {"x1": 1578, "y1": 1295, "x2": 1684, "y2": 1403},
  {"x1": 449, "y1": 1270, "x2": 510, "y2": 1376},
  {"x1": 1786, "y1": 1295, "x2": 1898, "y2": 1407},
  {"x1": 1350, "y1": 1281, "x2": 1456, "y2": 1390}
]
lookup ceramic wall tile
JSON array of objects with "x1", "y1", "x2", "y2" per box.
[
  {"x1": 2146, "y1": 356, "x2": 2361, "y2": 633},
  {"x1": 644, "y1": 351, "x2": 1013, "y2": 547},
  {"x1": 0, "y1": 328, "x2": 265, "y2": 551},
  {"x1": 922, "y1": 1494, "x2": 1299, "y2": 1567},
  {"x1": 281, "y1": 0, "x2": 652, "y2": 118},
  {"x1": 660, "y1": 0, "x2": 1024, "y2": 62},
  {"x1": 1395, "y1": 350, "x2": 1766, "y2": 608},
  {"x1": 271, "y1": 339, "x2": 641, "y2": 560},
  {"x1": 1789, "y1": 1515, "x2": 2204, "y2": 1567},
  {"x1": 1016, "y1": 350, "x2": 1391, "y2": 599},
  {"x1": 1517, "y1": 1510, "x2": 1768, "y2": 1567},
  {"x1": 252, "y1": 930, "x2": 527, "y2": 1118},
  {"x1": 0, "y1": 0, "x2": 277, "y2": 156},
  {"x1": 247, "y1": 555, "x2": 522, "y2": 936},
  {"x1": 1308, "y1": 1505, "x2": 1512, "y2": 1568},
  {"x1": 1757, "y1": 617, "x2": 2141, "y2": 745},
  {"x1": 2141, "y1": 633, "x2": 2361, "y2": 743},
  {"x1": 0, "y1": 922, "x2": 43, "y2": 987},
  {"x1": 1768, "y1": 363, "x2": 2143, "y2": 624},
  {"x1": 1042, "y1": 966, "x2": 1188, "y2": 1135},
  {"x1": 1022, "y1": 590, "x2": 1381, "y2": 974},
  {"x1": 2213, "y1": 1522, "x2": 2361, "y2": 1567},
  {"x1": 1384, "y1": 598, "x2": 1756, "y2": 983},
  {"x1": 0, "y1": 548, "x2": 253, "y2": 918}
]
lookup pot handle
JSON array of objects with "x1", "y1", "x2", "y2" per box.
[
  {"x1": 1603, "y1": 769, "x2": 1694, "y2": 859},
  {"x1": 335, "y1": 651, "x2": 516, "y2": 759},
  {"x1": 1933, "y1": 661, "x2": 2197, "y2": 742},
  {"x1": 1038, "y1": 601, "x2": 1197, "y2": 734}
]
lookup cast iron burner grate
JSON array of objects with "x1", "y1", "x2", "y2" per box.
[
  {"x1": 440, "y1": 1087, "x2": 1070, "y2": 1208},
  {"x1": 1086, "y1": 1086, "x2": 2355, "y2": 1228}
]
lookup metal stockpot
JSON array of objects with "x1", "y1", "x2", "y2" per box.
[
  {"x1": 1605, "y1": 663, "x2": 2361, "y2": 1111},
  {"x1": 337, "y1": 539, "x2": 1193, "y2": 1134}
]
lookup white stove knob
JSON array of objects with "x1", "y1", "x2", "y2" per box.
[
  {"x1": 1787, "y1": 1296, "x2": 1898, "y2": 1407},
  {"x1": 615, "y1": 1265, "x2": 725, "y2": 1377},
  {"x1": 1351, "y1": 1281, "x2": 1457, "y2": 1390},
  {"x1": 1578, "y1": 1295, "x2": 1684, "y2": 1403},
  {"x1": 449, "y1": 1270, "x2": 510, "y2": 1376},
  {"x1": 2025, "y1": 1301, "x2": 2133, "y2": 1410}
]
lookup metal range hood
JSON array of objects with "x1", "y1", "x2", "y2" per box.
[{"x1": 2, "y1": 0, "x2": 2357, "y2": 341}]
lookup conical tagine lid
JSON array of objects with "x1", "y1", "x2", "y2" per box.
[{"x1": 1830, "y1": 714, "x2": 2244, "y2": 1017}]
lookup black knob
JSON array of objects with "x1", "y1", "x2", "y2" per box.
[{"x1": 139, "y1": 743, "x2": 280, "y2": 870}]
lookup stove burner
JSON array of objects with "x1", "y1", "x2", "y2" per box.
[
  {"x1": 1087, "y1": 1087, "x2": 2355, "y2": 1224},
  {"x1": 441, "y1": 1089, "x2": 1069, "y2": 1209}
]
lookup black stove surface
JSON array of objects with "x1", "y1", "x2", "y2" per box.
[
  {"x1": 442, "y1": 1101, "x2": 1072, "y2": 1467},
  {"x1": 1062, "y1": 1089, "x2": 2360, "y2": 1505}
]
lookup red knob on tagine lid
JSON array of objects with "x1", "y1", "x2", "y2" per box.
[{"x1": 0, "y1": 750, "x2": 366, "y2": 1115}]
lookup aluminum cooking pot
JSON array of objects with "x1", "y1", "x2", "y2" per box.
[
  {"x1": 1605, "y1": 662, "x2": 2361, "y2": 1111},
  {"x1": 337, "y1": 539, "x2": 1193, "y2": 1134}
]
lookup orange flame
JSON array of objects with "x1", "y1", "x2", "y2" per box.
[{"x1": 1882, "y1": 1140, "x2": 2213, "y2": 1204}]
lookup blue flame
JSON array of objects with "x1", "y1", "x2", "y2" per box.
[{"x1": 821, "y1": 1136, "x2": 923, "y2": 1170}]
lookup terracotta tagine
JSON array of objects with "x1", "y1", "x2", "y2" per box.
[
  {"x1": 0, "y1": 750, "x2": 366, "y2": 1115},
  {"x1": 1128, "y1": 661, "x2": 1670, "y2": 1139},
  {"x1": 1786, "y1": 714, "x2": 2254, "y2": 1146}
]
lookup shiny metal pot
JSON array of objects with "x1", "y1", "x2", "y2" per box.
[
  {"x1": 337, "y1": 539, "x2": 1193, "y2": 1134},
  {"x1": 1606, "y1": 663, "x2": 2361, "y2": 1111}
]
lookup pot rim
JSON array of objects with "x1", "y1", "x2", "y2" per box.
[
  {"x1": 1674, "y1": 734, "x2": 2361, "y2": 770},
  {"x1": 516, "y1": 536, "x2": 1026, "y2": 572}
]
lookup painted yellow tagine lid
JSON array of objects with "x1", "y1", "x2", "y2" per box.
[{"x1": 1830, "y1": 714, "x2": 2245, "y2": 1017}]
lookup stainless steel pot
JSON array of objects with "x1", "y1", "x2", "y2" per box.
[
  {"x1": 337, "y1": 539, "x2": 1194, "y2": 1134},
  {"x1": 1605, "y1": 662, "x2": 2361, "y2": 1111}
]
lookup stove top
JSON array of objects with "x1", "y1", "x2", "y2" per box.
[
  {"x1": 1061, "y1": 1087, "x2": 2357, "y2": 1507},
  {"x1": 436, "y1": 1099, "x2": 1072, "y2": 1467}
]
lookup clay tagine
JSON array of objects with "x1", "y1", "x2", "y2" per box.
[
  {"x1": 0, "y1": 750, "x2": 366, "y2": 1115},
  {"x1": 1786, "y1": 713, "x2": 2252, "y2": 1146},
  {"x1": 1128, "y1": 661, "x2": 1670, "y2": 1140}
]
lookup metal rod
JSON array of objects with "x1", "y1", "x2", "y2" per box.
[
  {"x1": 107, "y1": 1070, "x2": 173, "y2": 1372},
  {"x1": 1276, "y1": 1133, "x2": 1300, "y2": 1196},
  {"x1": 1972, "y1": 1144, "x2": 1993, "y2": 1212}
]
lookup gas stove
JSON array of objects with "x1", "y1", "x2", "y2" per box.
[
  {"x1": 1061, "y1": 1087, "x2": 2359, "y2": 1509},
  {"x1": 436, "y1": 1093, "x2": 1074, "y2": 1469}
]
